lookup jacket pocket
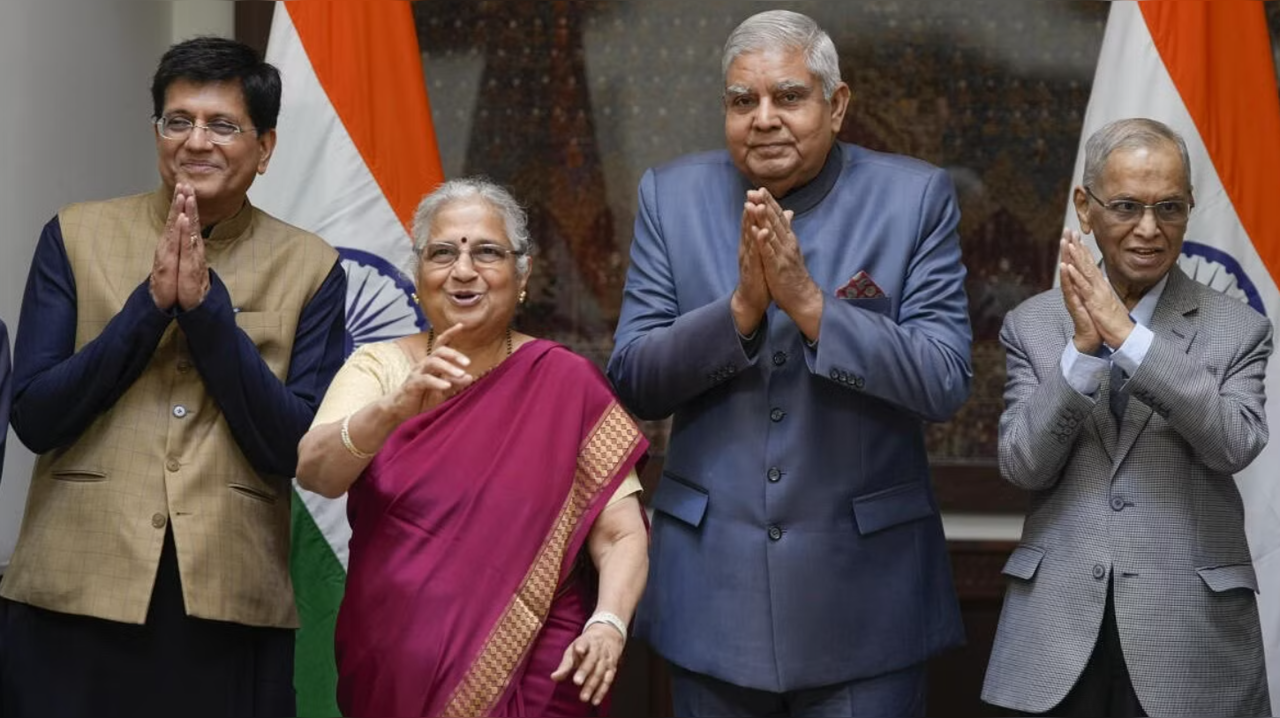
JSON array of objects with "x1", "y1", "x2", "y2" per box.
[
  {"x1": 229, "y1": 482, "x2": 279, "y2": 505},
  {"x1": 851, "y1": 481, "x2": 934, "y2": 535},
  {"x1": 840, "y1": 296, "x2": 893, "y2": 316},
  {"x1": 50, "y1": 468, "x2": 108, "y2": 482},
  {"x1": 1196, "y1": 563, "x2": 1258, "y2": 593},
  {"x1": 1001, "y1": 544, "x2": 1046, "y2": 580},
  {"x1": 650, "y1": 471, "x2": 709, "y2": 528}
]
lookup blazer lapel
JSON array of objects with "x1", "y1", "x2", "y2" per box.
[{"x1": 1111, "y1": 269, "x2": 1198, "y2": 472}]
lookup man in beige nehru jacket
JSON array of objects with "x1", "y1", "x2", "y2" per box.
[{"x1": 2, "y1": 37, "x2": 345, "y2": 717}]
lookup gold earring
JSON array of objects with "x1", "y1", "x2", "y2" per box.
[
  {"x1": 411, "y1": 292, "x2": 420, "y2": 305},
  {"x1": 518, "y1": 290, "x2": 527, "y2": 305}
]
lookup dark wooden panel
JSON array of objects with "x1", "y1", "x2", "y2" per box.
[
  {"x1": 927, "y1": 540, "x2": 1016, "y2": 717},
  {"x1": 235, "y1": 2, "x2": 275, "y2": 58},
  {"x1": 932, "y1": 462, "x2": 1029, "y2": 514}
]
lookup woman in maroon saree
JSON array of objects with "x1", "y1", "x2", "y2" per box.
[{"x1": 297, "y1": 179, "x2": 649, "y2": 717}]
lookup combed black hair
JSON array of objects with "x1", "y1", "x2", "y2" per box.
[{"x1": 150, "y1": 36, "x2": 282, "y2": 132}]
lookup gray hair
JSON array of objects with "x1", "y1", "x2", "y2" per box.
[
  {"x1": 722, "y1": 10, "x2": 842, "y2": 101},
  {"x1": 410, "y1": 178, "x2": 533, "y2": 276},
  {"x1": 1082, "y1": 118, "x2": 1193, "y2": 192}
]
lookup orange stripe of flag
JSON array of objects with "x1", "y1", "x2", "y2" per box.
[
  {"x1": 1140, "y1": 0, "x2": 1280, "y2": 284},
  {"x1": 285, "y1": 1, "x2": 444, "y2": 236}
]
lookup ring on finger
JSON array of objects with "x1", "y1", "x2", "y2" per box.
[{"x1": 189, "y1": 232, "x2": 199, "y2": 248}]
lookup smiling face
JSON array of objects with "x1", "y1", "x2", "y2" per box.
[
  {"x1": 723, "y1": 47, "x2": 849, "y2": 197},
  {"x1": 416, "y1": 198, "x2": 529, "y2": 347},
  {"x1": 1073, "y1": 142, "x2": 1192, "y2": 307},
  {"x1": 155, "y1": 78, "x2": 276, "y2": 226}
]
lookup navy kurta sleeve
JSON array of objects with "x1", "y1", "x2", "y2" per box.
[{"x1": 11, "y1": 217, "x2": 174, "y2": 454}]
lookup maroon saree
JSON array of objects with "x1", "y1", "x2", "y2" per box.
[{"x1": 334, "y1": 340, "x2": 647, "y2": 717}]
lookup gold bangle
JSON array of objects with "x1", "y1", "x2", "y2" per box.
[{"x1": 340, "y1": 413, "x2": 375, "y2": 460}]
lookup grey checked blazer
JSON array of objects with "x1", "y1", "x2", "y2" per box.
[{"x1": 982, "y1": 267, "x2": 1272, "y2": 717}]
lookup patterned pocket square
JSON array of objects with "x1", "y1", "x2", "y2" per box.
[{"x1": 835, "y1": 270, "x2": 886, "y2": 299}]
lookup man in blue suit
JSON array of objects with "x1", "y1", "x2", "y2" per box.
[{"x1": 607, "y1": 10, "x2": 973, "y2": 717}]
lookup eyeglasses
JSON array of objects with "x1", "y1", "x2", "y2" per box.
[
  {"x1": 420, "y1": 242, "x2": 523, "y2": 267},
  {"x1": 156, "y1": 116, "x2": 256, "y2": 145},
  {"x1": 1084, "y1": 186, "x2": 1193, "y2": 225}
]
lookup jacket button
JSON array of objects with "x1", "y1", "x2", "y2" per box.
[
  {"x1": 172, "y1": 405, "x2": 188, "y2": 418},
  {"x1": 772, "y1": 351, "x2": 787, "y2": 367},
  {"x1": 1110, "y1": 496, "x2": 1125, "y2": 511},
  {"x1": 165, "y1": 459, "x2": 180, "y2": 472},
  {"x1": 770, "y1": 408, "x2": 786, "y2": 422},
  {"x1": 829, "y1": 368, "x2": 840, "y2": 380},
  {"x1": 1092, "y1": 563, "x2": 1106, "y2": 580},
  {"x1": 766, "y1": 467, "x2": 782, "y2": 482},
  {"x1": 768, "y1": 525, "x2": 783, "y2": 541},
  {"x1": 152, "y1": 513, "x2": 168, "y2": 530},
  {"x1": 854, "y1": 376, "x2": 865, "y2": 389}
]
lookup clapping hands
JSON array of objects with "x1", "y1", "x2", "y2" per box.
[{"x1": 1058, "y1": 228, "x2": 1134, "y2": 353}]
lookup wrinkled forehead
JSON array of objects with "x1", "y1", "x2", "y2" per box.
[
  {"x1": 1100, "y1": 143, "x2": 1191, "y2": 194},
  {"x1": 725, "y1": 47, "x2": 814, "y2": 90}
]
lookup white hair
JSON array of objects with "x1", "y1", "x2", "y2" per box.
[
  {"x1": 722, "y1": 10, "x2": 842, "y2": 101},
  {"x1": 1083, "y1": 118, "x2": 1192, "y2": 192},
  {"x1": 410, "y1": 177, "x2": 533, "y2": 276}
]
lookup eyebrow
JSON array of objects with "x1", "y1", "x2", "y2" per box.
[
  {"x1": 773, "y1": 79, "x2": 812, "y2": 93},
  {"x1": 724, "y1": 79, "x2": 813, "y2": 96},
  {"x1": 429, "y1": 237, "x2": 509, "y2": 246},
  {"x1": 162, "y1": 108, "x2": 242, "y2": 122}
]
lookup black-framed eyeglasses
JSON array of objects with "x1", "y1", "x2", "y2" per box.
[
  {"x1": 155, "y1": 116, "x2": 256, "y2": 145},
  {"x1": 420, "y1": 242, "x2": 523, "y2": 267},
  {"x1": 1084, "y1": 186, "x2": 1193, "y2": 225}
]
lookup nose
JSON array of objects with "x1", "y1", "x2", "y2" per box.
[
  {"x1": 449, "y1": 250, "x2": 479, "y2": 280},
  {"x1": 752, "y1": 97, "x2": 781, "y2": 130},
  {"x1": 185, "y1": 124, "x2": 215, "y2": 149},
  {"x1": 1133, "y1": 207, "x2": 1161, "y2": 237}
]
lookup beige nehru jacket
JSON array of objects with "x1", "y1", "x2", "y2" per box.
[{"x1": 1, "y1": 190, "x2": 337, "y2": 628}]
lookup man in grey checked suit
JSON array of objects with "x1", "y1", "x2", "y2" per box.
[{"x1": 982, "y1": 117, "x2": 1271, "y2": 717}]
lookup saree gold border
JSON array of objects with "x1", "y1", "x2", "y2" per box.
[{"x1": 443, "y1": 402, "x2": 642, "y2": 716}]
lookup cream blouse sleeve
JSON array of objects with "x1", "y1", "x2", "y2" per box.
[
  {"x1": 311, "y1": 342, "x2": 413, "y2": 429},
  {"x1": 605, "y1": 469, "x2": 643, "y2": 507}
]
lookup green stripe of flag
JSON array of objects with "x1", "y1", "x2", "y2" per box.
[{"x1": 291, "y1": 490, "x2": 347, "y2": 718}]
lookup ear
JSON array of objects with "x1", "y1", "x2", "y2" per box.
[
  {"x1": 829, "y1": 82, "x2": 851, "y2": 134},
  {"x1": 1072, "y1": 185, "x2": 1093, "y2": 235},
  {"x1": 256, "y1": 128, "x2": 278, "y2": 175},
  {"x1": 519, "y1": 256, "x2": 534, "y2": 290}
]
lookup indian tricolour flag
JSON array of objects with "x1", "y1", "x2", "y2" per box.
[
  {"x1": 248, "y1": 2, "x2": 443, "y2": 715},
  {"x1": 1066, "y1": 1, "x2": 1280, "y2": 710}
]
